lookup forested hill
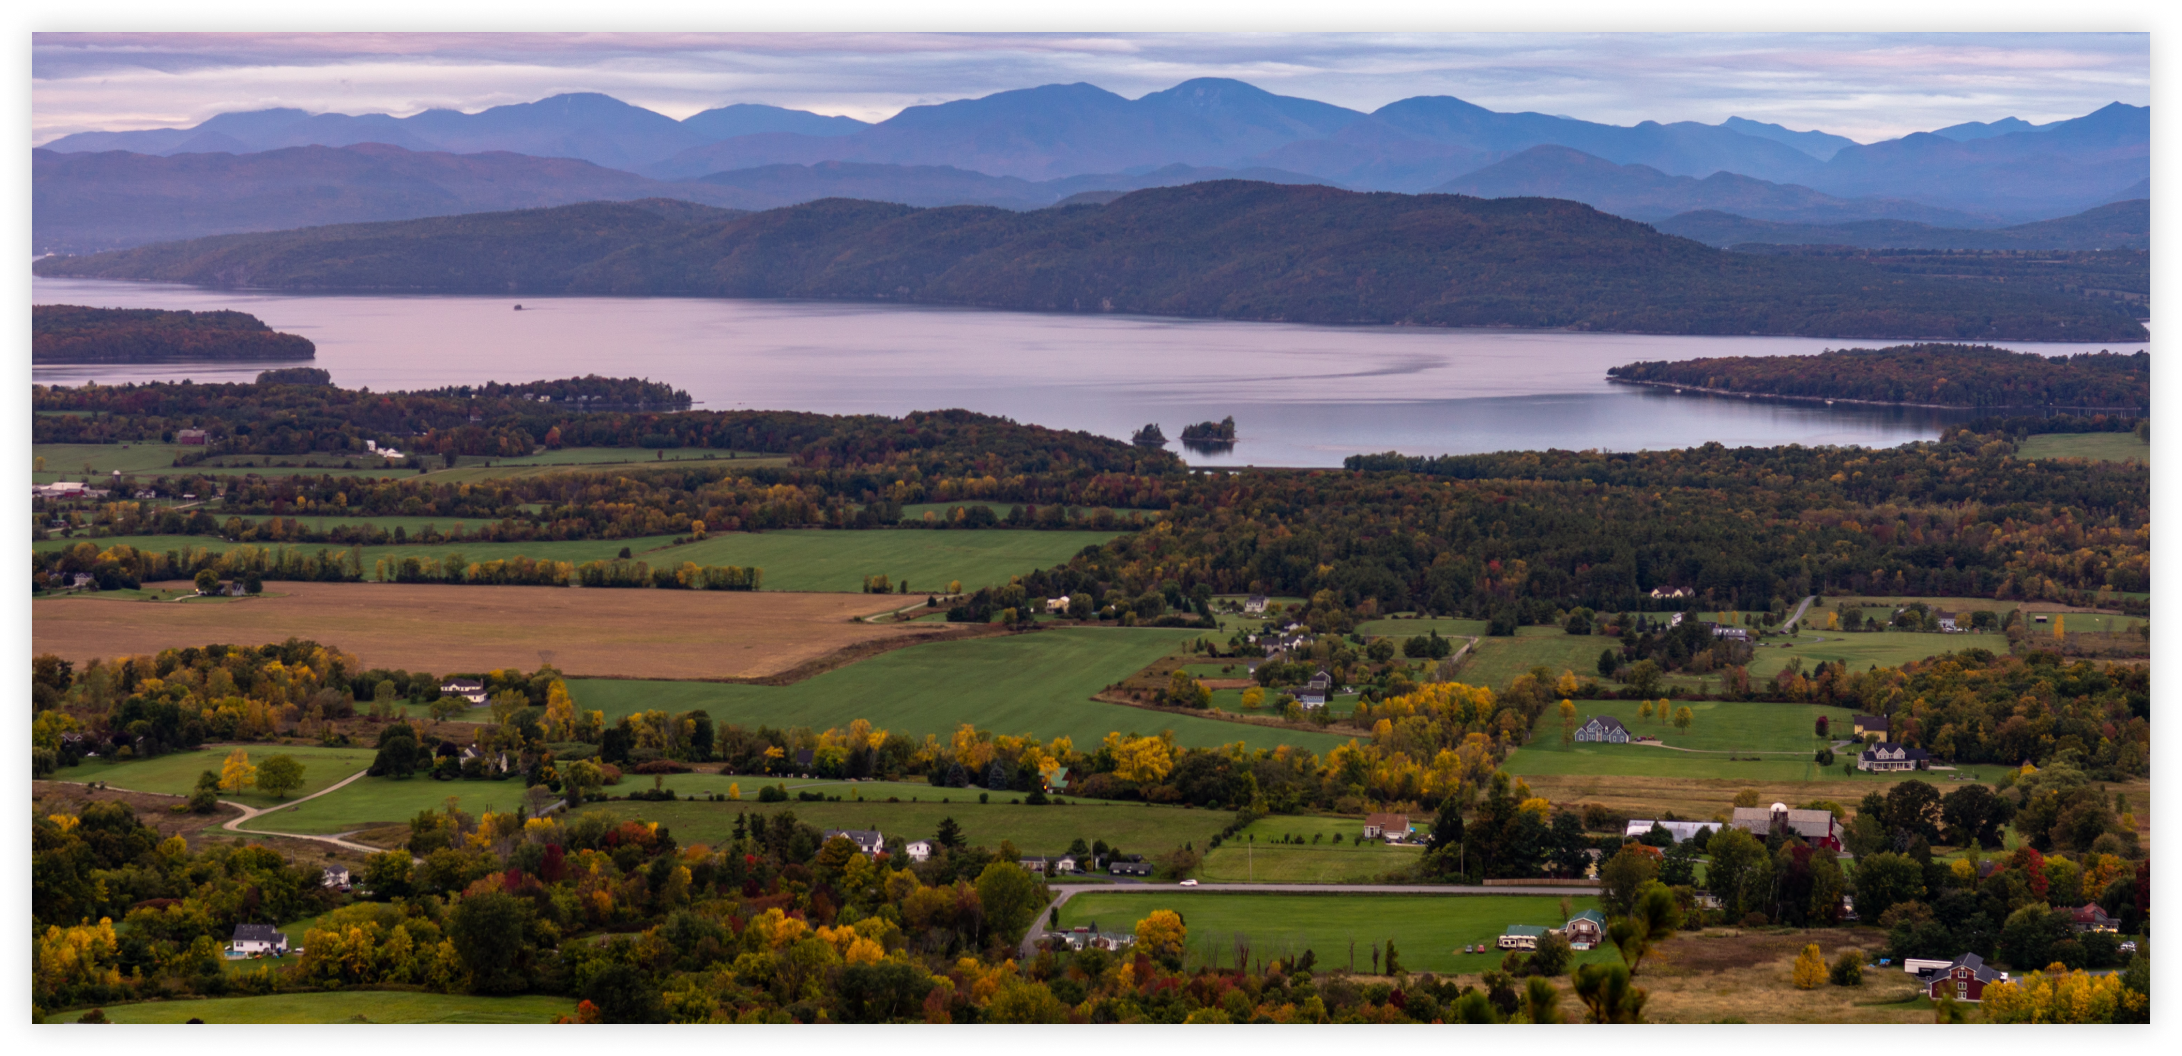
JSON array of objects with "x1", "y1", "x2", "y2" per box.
[
  {"x1": 1607, "y1": 343, "x2": 2149, "y2": 409},
  {"x1": 33, "y1": 181, "x2": 2148, "y2": 341},
  {"x1": 32, "y1": 304, "x2": 315, "y2": 363}
]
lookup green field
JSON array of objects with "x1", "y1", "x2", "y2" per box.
[
  {"x1": 1458, "y1": 628, "x2": 1620, "y2": 690},
  {"x1": 1197, "y1": 820, "x2": 1424, "y2": 884},
  {"x1": 1498, "y1": 698, "x2": 2014, "y2": 782},
  {"x1": 657, "y1": 528, "x2": 1120, "y2": 593},
  {"x1": 1357, "y1": 617, "x2": 1491, "y2": 638},
  {"x1": 2015, "y1": 432, "x2": 2148, "y2": 463},
  {"x1": 55, "y1": 991, "x2": 574, "y2": 1024},
  {"x1": 571, "y1": 791, "x2": 1231, "y2": 856},
  {"x1": 568, "y1": 628, "x2": 1352, "y2": 752},
  {"x1": 1056, "y1": 893, "x2": 1614, "y2": 975},
  {"x1": 37, "y1": 524, "x2": 1117, "y2": 597},
  {"x1": 233, "y1": 774, "x2": 533, "y2": 835},
  {"x1": 1738, "y1": 630, "x2": 1999, "y2": 681},
  {"x1": 59, "y1": 745, "x2": 376, "y2": 811}
]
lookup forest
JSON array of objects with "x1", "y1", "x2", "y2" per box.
[
  {"x1": 1607, "y1": 344, "x2": 2148, "y2": 409},
  {"x1": 31, "y1": 183, "x2": 2149, "y2": 341},
  {"x1": 32, "y1": 304, "x2": 316, "y2": 364}
]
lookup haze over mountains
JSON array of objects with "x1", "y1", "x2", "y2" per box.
[{"x1": 35, "y1": 78, "x2": 2148, "y2": 253}]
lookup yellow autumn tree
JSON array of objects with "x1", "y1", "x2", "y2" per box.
[
  {"x1": 218, "y1": 748, "x2": 257, "y2": 793},
  {"x1": 1673, "y1": 706, "x2": 1694, "y2": 731},
  {"x1": 1637, "y1": 700, "x2": 1654, "y2": 722},
  {"x1": 1559, "y1": 699, "x2": 1578, "y2": 744},
  {"x1": 1792, "y1": 943, "x2": 1827, "y2": 989},
  {"x1": 727, "y1": 782, "x2": 741, "y2": 801},
  {"x1": 1240, "y1": 687, "x2": 1266, "y2": 710},
  {"x1": 1554, "y1": 670, "x2": 1581, "y2": 698},
  {"x1": 1107, "y1": 733, "x2": 1175, "y2": 785},
  {"x1": 543, "y1": 679, "x2": 577, "y2": 741},
  {"x1": 2053, "y1": 615, "x2": 2066, "y2": 639},
  {"x1": 1980, "y1": 968, "x2": 2143, "y2": 1023},
  {"x1": 1135, "y1": 909, "x2": 1187, "y2": 966}
]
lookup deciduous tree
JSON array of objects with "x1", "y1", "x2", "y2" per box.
[{"x1": 255, "y1": 754, "x2": 304, "y2": 798}]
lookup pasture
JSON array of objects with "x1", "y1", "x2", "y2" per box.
[
  {"x1": 1055, "y1": 893, "x2": 1613, "y2": 975},
  {"x1": 1506, "y1": 699, "x2": 1889, "y2": 782},
  {"x1": 570, "y1": 792, "x2": 1229, "y2": 856},
  {"x1": 661, "y1": 528, "x2": 1120, "y2": 593},
  {"x1": 1197, "y1": 841, "x2": 1421, "y2": 884},
  {"x1": 61, "y1": 744, "x2": 376, "y2": 811},
  {"x1": 1738, "y1": 631, "x2": 1993, "y2": 681},
  {"x1": 233, "y1": 775, "x2": 532, "y2": 836},
  {"x1": 1458, "y1": 628, "x2": 1619, "y2": 690},
  {"x1": 33, "y1": 580, "x2": 944, "y2": 679},
  {"x1": 2014, "y1": 432, "x2": 2148, "y2": 463},
  {"x1": 568, "y1": 628, "x2": 1352, "y2": 752},
  {"x1": 56, "y1": 991, "x2": 573, "y2": 1024},
  {"x1": 1356, "y1": 617, "x2": 1491, "y2": 638}
]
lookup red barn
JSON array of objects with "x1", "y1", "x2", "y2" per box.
[{"x1": 1924, "y1": 952, "x2": 2005, "y2": 1003}]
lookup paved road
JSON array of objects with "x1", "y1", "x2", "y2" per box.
[
  {"x1": 1778, "y1": 595, "x2": 1818, "y2": 634},
  {"x1": 1020, "y1": 882, "x2": 1601, "y2": 959}
]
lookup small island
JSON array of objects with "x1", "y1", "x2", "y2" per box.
[
  {"x1": 1180, "y1": 415, "x2": 1237, "y2": 453},
  {"x1": 1607, "y1": 342, "x2": 2148, "y2": 410},
  {"x1": 33, "y1": 304, "x2": 315, "y2": 363}
]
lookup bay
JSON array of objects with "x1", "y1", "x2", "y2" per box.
[{"x1": 29, "y1": 277, "x2": 2141, "y2": 467}]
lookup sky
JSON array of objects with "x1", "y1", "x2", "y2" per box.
[{"x1": 28, "y1": 32, "x2": 2152, "y2": 146}]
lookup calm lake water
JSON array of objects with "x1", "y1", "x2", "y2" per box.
[{"x1": 29, "y1": 277, "x2": 2142, "y2": 467}]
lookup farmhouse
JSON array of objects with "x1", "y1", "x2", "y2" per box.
[
  {"x1": 1056, "y1": 925, "x2": 1136, "y2": 952},
  {"x1": 176, "y1": 428, "x2": 209, "y2": 445},
  {"x1": 1622, "y1": 819, "x2": 1716, "y2": 844},
  {"x1": 1243, "y1": 595, "x2": 1269, "y2": 615},
  {"x1": 1108, "y1": 859, "x2": 1155, "y2": 877},
  {"x1": 440, "y1": 678, "x2": 488, "y2": 705},
  {"x1": 1563, "y1": 909, "x2": 1606, "y2": 950},
  {"x1": 1729, "y1": 803, "x2": 1843, "y2": 851},
  {"x1": 1937, "y1": 611, "x2": 1962, "y2": 632},
  {"x1": 1045, "y1": 596, "x2": 1073, "y2": 614},
  {"x1": 230, "y1": 923, "x2": 289, "y2": 957},
  {"x1": 904, "y1": 840, "x2": 933, "y2": 863},
  {"x1": 1363, "y1": 813, "x2": 1411, "y2": 841},
  {"x1": 2070, "y1": 902, "x2": 2119, "y2": 933},
  {"x1": 1573, "y1": 715, "x2": 1632, "y2": 744},
  {"x1": 1852, "y1": 715, "x2": 1890, "y2": 738},
  {"x1": 822, "y1": 829, "x2": 886, "y2": 856},
  {"x1": 1858, "y1": 742, "x2": 1931, "y2": 772},
  {"x1": 1923, "y1": 953, "x2": 2005, "y2": 1003},
  {"x1": 1498, "y1": 924, "x2": 1548, "y2": 950},
  {"x1": 1711, "y1": 626, "x2": 1751, "y2": 642},
  {"x1": 321, "y1": 865, "x2": 352, "y2": 890}
]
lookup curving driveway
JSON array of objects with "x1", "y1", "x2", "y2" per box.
[{"x1": 220, "y1": 768, "x2": 385, "y2": 854}]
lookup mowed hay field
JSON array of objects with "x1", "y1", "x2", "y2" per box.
[
  {"x1": 1457, "y1": 628, "x2": 1618, "y2": 689},
  {"x1": 1056, "y1": 893, "x2": 1615, "y2": 976},
  {"x1": 2013, "y1": 431, "x2": 2149, "y2": 463},
  {"x1": 568, "y1": 628, "x2": 1353, "y2": 752},
  {"x1": 63, "y1": 744, "x2": 377, "y2": 810},
  {"x1": 31, "y1": 580, "x2": 949, "y2": 679}
]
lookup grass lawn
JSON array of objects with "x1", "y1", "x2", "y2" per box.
[
  {"x1": 1506, "y1": 699, "x2": 1892, "y2": 782},
  {"x1": 570, "y1": 792, "x2": 1230, "y2": 856},
  {"x1": 1459, "y1": 628, "x2": 1621, "y2": 690},
  {"x1": 1056, "y1": 893, "x2": 1615, "y2": 975},
  {"x1": 57, "y1": 991, "x2": 574, "y2": 1024},
  {"x1": 60, "y1": 745, "x2": 377, "y2": 811},
  {"x1": 568, "y1": 628, "x2": 1352, "y2": 752},
  {"x1": 2015, "y1": 432, "x2": 2148, "y2": 463},
  {"x1": 233, "y1": 775, "x2": 533, "y2": 835},
  {"x1": 660, "y1": 528, "x2": 1121, "y2": 594}
]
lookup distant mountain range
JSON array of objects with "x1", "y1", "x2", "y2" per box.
[
  {"x1": 42, "y1": 79, "x2": 2155, "y2": 222},
  {"x1": 1659, "y1": 199, "x2": 2150, "y2": 251},
  {"x1": 1430, "y1": 145, "x2": 1990, "y2": 226},
  {"x1": 32, "y1": 144, "x2": 1333, "y2": 253},
  {"x1": 33, "y1": 182, "x2": 2146, "y2": 342}
]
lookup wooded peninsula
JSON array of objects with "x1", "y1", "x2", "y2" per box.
[
  {"x1": 30, "y1": 182, "x2": 2148, "y2": 341},
  {"x1": 1606, "y1": 343, "x2": 2148, "y2": 409},
  {"x1": 32, "y1": 304, "x2": 316, "y2": 363}
]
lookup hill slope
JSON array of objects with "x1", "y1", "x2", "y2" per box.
[
  {"x1": 33, "y1": 181, "x2": 2148, "y2": 342},
  {"x1": 1658, "y1": 199, "x2": 2150, "y2": 250}
]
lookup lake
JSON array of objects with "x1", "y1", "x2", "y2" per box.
[{"x1": 29, "y1": 277, "x2": 2142, "y2": 467}]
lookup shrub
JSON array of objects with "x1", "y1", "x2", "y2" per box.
[
  {"x1": 1830, "y1": 950, "x2": 1863, "y2": 986},
  {"x1": 631, "y1": 759, "x2": 692, "y2": 775},
  {"x1": 757, "y1": 784, "x2": 788, "y2": 803}
]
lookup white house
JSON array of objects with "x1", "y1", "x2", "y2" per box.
[
  {"x1": 1573, "y1": 716, "x2": 1632, "y2": 744},
  {"x1": 1858, "y1": 743, "x2": 1930, "y2": 773},
  {"x1": 905, "y1": 840, "x2": 933, "y2": 862},
  {"x1": 230, "y1": 923, "x2": 289, "y2": 957},
  {"x1": 321, "y1": 865, "x2": 352, "y2": 889},
  {"x1": 1243, "y1": 595, "x2": 1269, "y2": 615},
  {"x1": 440, "y1": 679, "x2": 488, "y2": 705},
  {"x1": 1936, "y1": 611, "x2": 1962, "y2": 632},
  {"x1": 1045, "y1": 596, "x2": 1073, "y2": 614},
  {"x1": 1498, "y1": 924, "x2": 1548, "y2": 950},
  {"x1": 1364, "y1": 813, "x2": 1411, "y2": 841},
  {"x1": 822, "y1": 829, "x2": 886, "y2": 855}
]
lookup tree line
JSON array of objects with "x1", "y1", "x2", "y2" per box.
[{"x1": 1607, "y1": 343, "x2": 2148, "y2": 409}]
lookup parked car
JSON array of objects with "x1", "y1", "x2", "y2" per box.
[{"x1": 1179, "y1": 879, "x2": 1198, "y2": 887}]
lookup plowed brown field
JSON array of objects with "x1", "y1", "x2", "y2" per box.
[{"x1": 32, "y1": 581, "x2": 959, "y2": 680}]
